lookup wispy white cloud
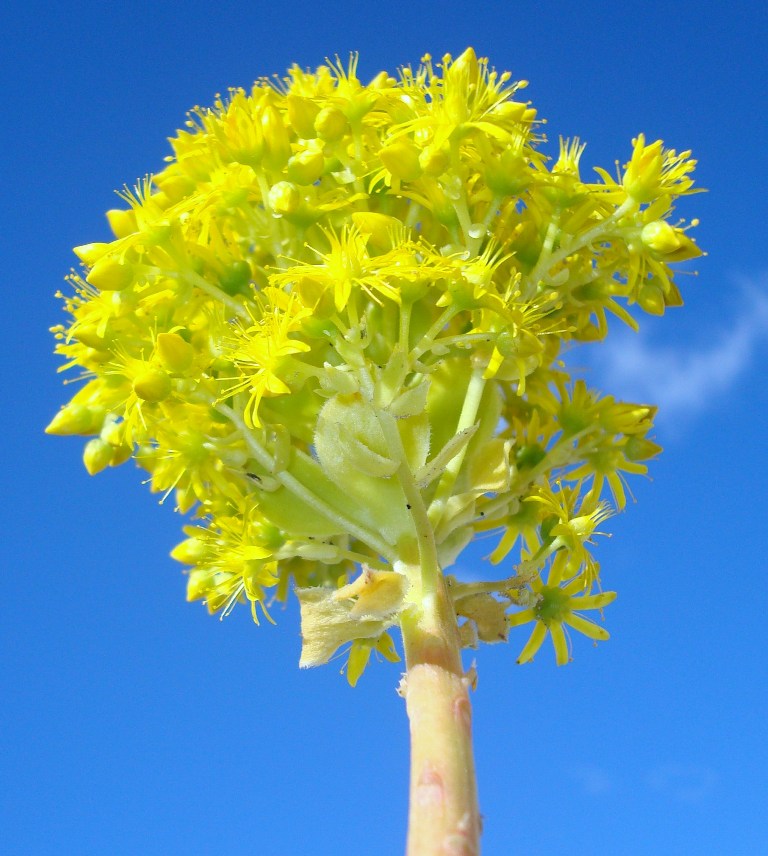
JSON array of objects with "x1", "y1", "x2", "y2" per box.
[
  {"x1": 579, "y1": 279, "x2": 768, "y2": 422},
  {"x1": 568, "y1": 764, "x2": 615, "y2": 795},
  {"x1": 645, "y1": 764, "x2": 718, "y2": 803}
]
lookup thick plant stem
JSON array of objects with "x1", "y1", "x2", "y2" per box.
[{"x1": 400, "y1": 576, "x2": 481, "y2": 855}]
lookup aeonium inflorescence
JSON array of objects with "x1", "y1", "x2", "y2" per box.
[{"x1": 48, "y1": 49, "x2": 702, "y2": 683}]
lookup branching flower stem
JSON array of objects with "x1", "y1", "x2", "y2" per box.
[
  {"x1": 525, "y1": 197, "x2": 638, "y2": 294},
  {"x1": 219, "y1": 402, "x2": 396, "y2": 561}
]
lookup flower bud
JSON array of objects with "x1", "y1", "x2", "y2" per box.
[
  {"x1": 110, "y1": 443, "x2": 133, "y2": 466},
  {"x1": 485, "y1": 149, "x2": 529, "y2": 196},
  {"x1": 624, "y1": 435, "x2": 662, "y2": 461},
  {"x1": 72, "y1": 323, "x2": 111, "y2": 350},
  {"x1": 156, "y1": 332, "x2": 195, "y2": 374},
  {"x1": 637, "y1": 280, "x2": 665, "y2": 315},
  {"x1": 287, "y1": 149, "x2": 325, "y2": 184},
  {"x1": 218, "y1": 260, "x2": 252, "y2": 295},
  {"x1": 396, "y1": 276, "x2": 429, "y2": 304},
  {"x1": 73, "y1": 243, "x2": 110, "y2": 266},
  {"x1": 641, "y1": 220, "x2": 702, "y2": 261},
  {"x1": 623, "y1": 135, "x2": 664, "y2": 203},
  {"x1": 100, "y1": 419, "x2": 124, "y2": 446},
  {"x1": 449, "y1": 47, "x2": 479, "y2": 86},
  {"x1": 45, "y1": 403, "x2": 104, "y2": 436},
  {"x1": 268, "y1": 181, "x2": 301, "y2": 215},
  {"x1": 83, "y1": 437, "x2": 114, "y2": 475},
  {"x1": 640, "y1": 220, "x2": 680, "y2": 254},
  {"x1": 106, "y1": 208, "x2": 137, "y2": 238},
  {"x1": 379, "y1": 140, "x2": 423, "y2": 181},
  {"x1": 261, "y1": 105, "x2": 291, "y2": 170},
  {"x1": 186, "y1": 567, "x2": 214, "y2": 601},
  {"x1": 490, "y1": 100, "x2": 531, "y2": 123},
  {"x1": 175, "y1": 484, "x2": 197, "y2": 514},
  {"x1": 418, "y1": 144, "x2": 450, "y2": 176},
  {"x1": 286, "y1": 95, "x2": 320, "y2": 138},
  {"x1": 133, "y1": 368, "x2": 172, "y2": 402},
  {"x1": 350, "y1": 212, "x2": 400, "y2": 251},
  {"x1": 86, "y1": 257, "x2": 133, "y2": 292},
  {"x1": 171, "y1": 536, "x2": 208, "y2": 565},
  {"x1": 369, "y1": 70, "x2": 395, "y2": 89},
  {"x1": 314, "y1": 106, "x2": 349, "y2": 142},
  {"x1": 154, "y1": 173, "x2": 195, "y2": 202}
]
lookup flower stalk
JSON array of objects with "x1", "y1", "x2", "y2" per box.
[{"x1": 401, "y1": 577, "x2": 480, "y2": 856}]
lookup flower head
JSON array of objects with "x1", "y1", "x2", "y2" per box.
[{"x1": 49, "y1": 49, "x2": 701, "y2": 680}]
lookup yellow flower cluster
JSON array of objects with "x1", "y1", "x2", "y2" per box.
[{"x1": 48, "y1": 49, "x2": 701, "y2": 677}]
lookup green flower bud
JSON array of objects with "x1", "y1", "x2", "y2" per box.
[
  {"x1": 218, "y1": 261, "x2": 252, "y2": 295},
  {"x1": 624, "y1": 436, "x2": 662, "y2": 461},
  {"x1": 485, "y1": 149, "x2": 530, "y2": 196},
  {"x1": 637, "y1": 280, "x2": 665, "y2": 315}
]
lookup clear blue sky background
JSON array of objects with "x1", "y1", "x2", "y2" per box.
[{"x1": 3, "y1": 1, "x2": 767, "y2": 854}]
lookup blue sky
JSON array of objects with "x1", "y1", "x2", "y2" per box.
[{"x1": 3, "y1": 1, "x2": 767, "y2": 854}]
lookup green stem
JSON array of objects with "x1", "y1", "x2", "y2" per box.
[
  {"x1": 400, "y1": 576, "x2": 481, "y2": 856},
  {"x1": 428, "y1": 362, "x2": 488, "y2": 528},
  {"x1": 524, "y1": 197, "x2": 637, "y2": 294},
  {"x1": 180, "y1": 268, "x2": 252, "y2": 321},
  {"x1": 377, "y1": 411, "x2": 440, "y2": 596}
]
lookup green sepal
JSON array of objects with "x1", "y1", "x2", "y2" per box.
[
  {"x1": 415, "y1": 425, "x2": 477, "y2": 489},
  {"x1": 387, "y1": 377, "x2": 430, "y2": 418}
]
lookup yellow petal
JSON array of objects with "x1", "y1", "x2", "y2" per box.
[{"x1": 517, "y1": 622, "x2": 547, "y2": 664}]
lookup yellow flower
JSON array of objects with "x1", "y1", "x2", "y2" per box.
[
  {"x1": 272, "y1": 226, "x2": 400, "y2": 312},
  {"x1": 173, "y1": 509, "x2": 280, "y2": 623},
  {"x1": 621, "y1": 133, "x2": 698, "y2": 203},
  {"x1": 508, "y1": 560, "x2": 616, "y2": 666},
  {"x1": 227, "y1": 296, "x2": 311, "y2": 428}
]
